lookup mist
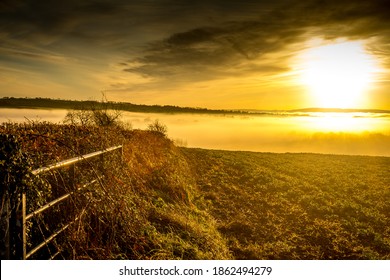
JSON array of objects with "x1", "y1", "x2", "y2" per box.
[{"x1": 1, "y1": 108, "x2": 389, "y2": 157}]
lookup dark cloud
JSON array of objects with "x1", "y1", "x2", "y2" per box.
[
  {"x1": 1, "y1": 0, "x2": 389, "y2": 46},
  {"x1": 0, "y1": 0, "x2": 127, "y2": 47},
  {"x1": 0, "y1": 1, "x2": 288, "y2": 49},
  {"x1": 120, "y1": 0, "x2": 390, "y2": 84}
]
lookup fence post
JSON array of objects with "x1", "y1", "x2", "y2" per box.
[
  {"x1": 9, "y1": 189, "x2": 26, "y2": 259},
  {"x1": 21, "y1": 193, "x2": 27, "y2": 260},
  {"x1": 1, "y1": 195, "x2": 10, "y2": 259}
]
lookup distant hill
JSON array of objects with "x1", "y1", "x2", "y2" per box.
[
  {"x1": 2, "y1": 97, "x2": 388, "y2": 115},
  {"x1": 0, "y1": 97, "x2": 248, "y2": 115}
]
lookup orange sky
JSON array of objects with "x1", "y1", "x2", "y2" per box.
[{"x1": 1, "y1": 0, "x2": 390, "y2": 110}]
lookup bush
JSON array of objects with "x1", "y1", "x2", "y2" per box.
[
  {"x1": 147, "y1": 119, "x2": 168, "y2": 136},
  {"x1": 63, "y1": 103, "x2": 122, "y2": 127}
]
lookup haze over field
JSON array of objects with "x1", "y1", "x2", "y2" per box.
[
  {"x1": 1, "y1": 0, "x2": 390, "y2": 110},
  {"x1": 1, "y1": 107, "x2": 390, "y2": 157}
]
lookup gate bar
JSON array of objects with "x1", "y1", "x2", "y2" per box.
[
  {"x1": 32, "y1": 145, "x2": 122, "y2": 175},
  {"x1": 25, "y1": 177, "x2": 102, "y2": 221},
  {"x1": 25, "y1": 214, "x2": 82, "y2": 259}
]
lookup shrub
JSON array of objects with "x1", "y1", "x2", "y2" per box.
[
  {"x1": 63, "y1": 102, "x2": 122, "y2": 127},
  {"x1": 147, "y1": 119, "x2": 168, "y2": 136}
]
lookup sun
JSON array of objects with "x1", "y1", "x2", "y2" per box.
[{"x1": 298, "y1": 40, "x2": 379, "y2": 108}]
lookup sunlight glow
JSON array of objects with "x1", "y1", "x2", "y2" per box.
[
  {"x1": 298, "y1": 40, "x2": 380, "y2": 108},
  {"x1": 300, "y1": 113, "x2": 383, "y2": 133}
]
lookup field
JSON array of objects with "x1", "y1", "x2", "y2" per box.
[
  {"x1": 182, "y1": 148, "x2": 390, "y2": 259},
  {"x1": 1, "y1": 121, "x2": 390, "y2": 259}
]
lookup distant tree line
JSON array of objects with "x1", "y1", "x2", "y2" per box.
[{"x1": 0, "y1": 97, "x2": 249, "y2": 115}]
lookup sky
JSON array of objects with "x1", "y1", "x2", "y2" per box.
[{"x1": 1, "y1": 0, "x2": 390, "y2": 110}]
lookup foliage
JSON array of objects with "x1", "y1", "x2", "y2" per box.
[
  {"x1": 0, "y1": 134, "x2": 33, "y2": 196},
  {"x1": 0, "y1": 134, "x2": 34, "y2": 259},
  {"x1": 63, "y1": 103, "x2": 122, "y2": 127},
  {"x1": 147, "y1": 119, "x2": 168, "y2": 136}
]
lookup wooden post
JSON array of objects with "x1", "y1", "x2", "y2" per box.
[
  {"x1": 10, "y1": 191, "x2": 26, "y2": 259},
  {"x1": 1, "y1": 197, "x2": 10, "y2": 259},
  {"x1": 21, "y1": 193, "x2": 26, "y2": 260}
]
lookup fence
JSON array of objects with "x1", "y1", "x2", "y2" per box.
[{"x1": 2, "y1": 145, "x2": 123, "y2": 260}]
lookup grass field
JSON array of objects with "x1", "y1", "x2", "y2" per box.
[{"x1": 1, "y1": 122, "x2": 390, "y2": 259}]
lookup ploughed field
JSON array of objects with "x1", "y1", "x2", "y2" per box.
[{"x1": 181, "y1": 148, "x2": 390, "y2": 259}]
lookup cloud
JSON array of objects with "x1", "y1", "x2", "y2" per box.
[
  {"x1": 123, "y1": 19, "x2": 303, "y2": 84},
  {"x1": 2, "y1": 1, "x2": 389, "y2": 60},
  {"x1": 0, "y1": 47, "x2": 73, "y2": 65},
  {"x1": 117, "y1": 0, "x2": 390, "y2": 90}
]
